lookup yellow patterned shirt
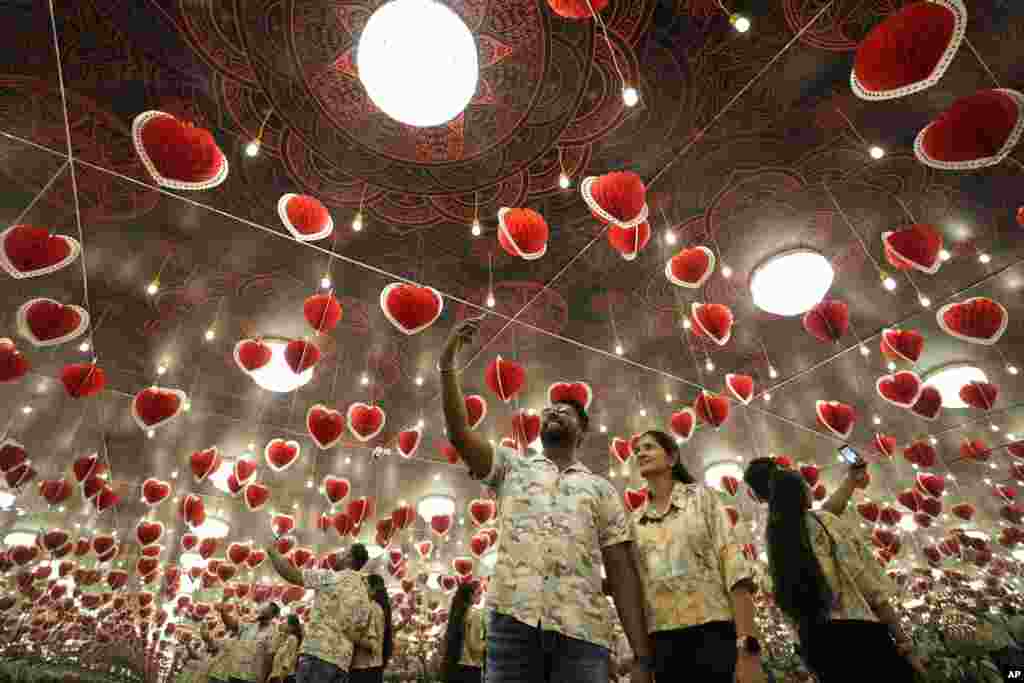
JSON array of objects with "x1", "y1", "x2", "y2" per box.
[
  {"x1": 458, "y1": 606, "x2": 487, "y2": 667},
  {"x1": 206, "y1": 646, "x2": 232, "y2": 681},
  {"x1": 475, "y1": 446, "x2": 634, "y2": 650},
  {"x1": 270, "y1": 634, "x2": 299, "y2": 680},
  {"x1": 352, "y1": 602, "x2": 385, "y2": 669},
  {"x1": 301, "y1": 568, "x2": 372, "y2": 671},
  {"x1": 632, "y1": 482, "x2": 756, "y2": 633},
  {"x1": 225, "y1": 621, "x2": 283, "y2": 682}
]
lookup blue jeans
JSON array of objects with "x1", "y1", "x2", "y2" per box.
[
  {"x1": 486, "y1": 611, "x2": 609, "y2": 683},
  {"x1": 295, "y1": 655, "x2": 348, "y2": 683}
]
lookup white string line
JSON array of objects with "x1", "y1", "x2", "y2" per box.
[
  {"x1": 4, "y1": 159, "x2": 70, "y2": 227},
  {"x1": 0, "y1": 130, "x2": 67, "y2": 159}
]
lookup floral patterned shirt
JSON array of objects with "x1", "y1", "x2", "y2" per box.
[
  {"x1": 225, "y1": 621, "x2": 283, "y2": 682},
  {"x1": 352, "y1": 602, "x2": 385, "y2": 669},
  {"x1": 763, "y1": 511, "x2": 899, "y2": 626},
  {"x1": 632, "y1": 482, "x2": 755, "y2": 633},
  {"x1": 270, "y1": 634, "x2": 299, "y2": 680},
  {"x1": 206, "y1": 646, "x2": 232, "y2": 681},
  {"x1": 459, "y1": 606, "x2": 487, "y2": 667},
  {"x1": 300, "y1": 568, "x2": 372, "y2": 671},
  {"x1": 475, "y1": 446, "x2": 634, "y2": 650}
]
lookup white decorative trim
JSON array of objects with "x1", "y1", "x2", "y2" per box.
[
  {"x1": 547, "y1": 381, "x2": 593, "y2": 411},
  {"x1": 0, "y1": 226, "x2": 81, "y2": 279},
  {"x1": 493, "y1": 355, "x2": 509, "y2": 402},
  {"x1": 380, "y1": 283, "x2": 444, "y2": 335},
  {"x1": 579, "y1": 175, "x2": 650, "y2": 229},
  {"x1": 936, "y1": 297, "x2": 1009, "y2": 345},
  {"x1": 131, "y1": 386, "x2": 187, "y2": 432},
  {"x1": 671, "y1": 408, "x2": 696, "y2": 443},
  {"x1": 244, "y1": 483, "x2": 271, "y2": 511},
  {"x1": 465, "y1": 394, "x2": 488, "y2": 430},
  {"x1": 665, "y1": 246, "x2": 715, "y2": 288},
  {"x1": 690, "y1": 302, "x2": 732, "y2": 346},
  {"x1": 16, "y1": 298, "x2": 90, "y2": 348},
  {"x1": 815, "y1": 400, "x2": 855, "y2": 439},
  {"x1": 914, "y1": 89, "x2": 1024, "y2": 170},
  {"x1": 497, "y1": 208, "x2": 547, "y2": 260},
  {"x1": 307, "y1": 405, "x2": 345, "y2": 450},
  {"x1": 875, "y1": 370, "x2": 924, "y2": 408},
  {"x1": 725, "y1": 373, "x2": 754, "y2": 405},
  {"x1": 347, "y1": 403, "x2": 386, "y2": 442},
  {"x1": 277, "y1": 194, "x2": 334, "y2": 242},
  {"x1": 882, "y1": 230, "x2": 942, "y2": 274},
  {"x1": 851, "y1": 0, "x2": 967, "y2": 101},
  {"x1": 264, "y1": 439, "x2": 301, "y2": 472},
  {"x1": 132, "y1": 111, "x2": 229, "y2": 191},
  {"x1": 910, "y1": 387, "x2": 942, "y2": 421},
  {"x1": 397, "y1": 428, "x2": 422, "y2": 458},
  {"x1": 881, "y1": 328, "x2": 918, "y2": 363}
]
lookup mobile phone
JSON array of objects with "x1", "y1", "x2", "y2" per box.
[{"x1": 837, "y1": 444, "x2": 862, "y2": 465}]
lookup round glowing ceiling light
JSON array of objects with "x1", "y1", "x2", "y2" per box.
[
  {"x1": 3, "y1": 530, "x2": 36, "y2": 547},
  {"x1": 923, "y1": 363, "x2": 988, "y2": 409},
  {"x1": 248, "y1": 339, "x2": 314, "y2": 393},
  {"x1": 191, "y1": 514, "x2": 231, "y2": 539},
  {"x1": 357, "y1": 0, "x2": 479, "y2": 127},
  {"x1": 209, "y1": 460, "x2": 235, "y2": 495},
  {"x1": 703, "y1": 460, "x2": 744, "y2": 492},
  {"x1": 363, "y1": 544, "x2": 387, "y2": 561},
  {"x1": 178, "y1": 553, "x2": 206, "y2": 570},
  {"x1": 750, "y1": 249, "x2": 834, "y2": 316},
  {"x1": 416, "y1": 493, "x2": 455, "y2": 525},
  {"x1": 0, "y1": 491, "x2": 15, "y2": 511}
]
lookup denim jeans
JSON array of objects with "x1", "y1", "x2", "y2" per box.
[
  {"x1": 486, "y1": 611, "x2": 609, "y2": 683},
  {"x1": 295, "y1": 655, "x2": 349, "y2": 683},
  {"x1": 651, "y1": 621, "x2": 737, "y2": 682}
]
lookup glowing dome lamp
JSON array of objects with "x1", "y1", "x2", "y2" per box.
[
  {"x1": 703, "y1": 460, "x2": 744, "y2": 493},
  {"x1": 750, "y1": 249, "x2": 834, "y2": 316},
  {"x1": 923, "y1": 362, "x2": 988, "y2": 409},
  {"x1": 248, "y1": 339, "x2": 314, "y2": 393},
  {"x1": 417, "y1": 494, "x2": 456, "y2": 525}
]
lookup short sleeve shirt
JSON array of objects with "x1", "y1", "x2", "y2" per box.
[
  {"x1": 459, "y1": 606, "x2": 487, "y2": 667},
  {"x1": 270, "y1": 634, "x2": 299, "y2": 680},
  {"x1": 351, "y1": 602, "x2": 385, "y2": 669},
  {"x1": 301, "y1": 568, "x2": 372, "y2": 671},
  {"x1": 226, "y1": 622, "x2": 282, "y2": 682},
  {"x1": 476, "y1": 446, "x2": 633, "y2": 649}
]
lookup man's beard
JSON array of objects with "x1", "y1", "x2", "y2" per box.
[{"x1": 540, "y1": 426, "x2": 573, "y2": 449}]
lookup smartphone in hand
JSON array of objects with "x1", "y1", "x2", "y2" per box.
[{"x1": 837, "y1": 444, "x2": 863, "y2": 466}]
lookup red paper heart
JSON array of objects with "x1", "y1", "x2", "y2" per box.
[
  {"x1": 60, "y1": 363, "x2": 106, "y2": 399},
  {"x1": 17, "y1": 298, "x2": 88, "y2": 347},
  {"x1": 278, "y1": 194, "x2": 333, "y2": 241},
  {"x1": 880, "y1": 328, "x2": 924, "y2": 363},
  {"x1": 959, "y1": 381, "x2": 998, "y2": 410},
  {"x1": 397, "y1": 428, "x2": 422, "y2": 458},
  {"x1": 141, "y1": 478, "x2": 171, "y2": 506},
  {"x1": 725, "y1": 374, "x2": 754, "y2": 405},
  {"x1": 915, "y1": 89, "x2": 1024, "y2": 170},
  {"x1": 883, "y1": 224, "x2": 944, "y2": 274},
  {"x1": 347, "y1": 404, "x2": 386, "y2": 442},
  {"x1": 452, "y1": 557, "x2": 474, "y2": 577},
  {"x1": 136, "y1": 521, "x2": 164, "y2": 547},
  {"x1": 332, "y1": 512, "x2": 353, "y2": 537},
  {"x1": 40, "y1": 529, "x2": 69, "y2": 552},
  {"x1": 624, "y1": 487, "x2": 648, "y2": 512},
  {"x1": 234, "y1": 339, "x2": 273, "y2": 372},
  {"x1": 244, "y1": 483, "x2": 270, "y2": 511},
  {"x1": 190, "y1": 447, "x2": 221, "y2": 483},
  {"x1": 392, "y1": 504, "x2": 415, "y2": 531},
  {"x1": 0, "y1": 224, "x2": 80, "y2": 278},
  {"x1": 670, "y1": 408, "x2": 696, "y2": 442},
  {"x1": 0, "y1": 439, "x2": 26, "y2": 473},
  {"x1": 802, "y1": 300, "x2": 849, "y2": 343},
  {"x1": 815, "y1": 400, "x2": 856, "y2": 439},
  {"x1": 216, "y1": 565, "x2": 237, "y2": 583},
  {"x1": 690, "y1": 303, "x2": 733, "y2": 346},
  {"x1": 322, "y1": 476, "x2": 350, "y2": 506},
  {"x1": 724, "y1": 506, "x2": 740, "y2": 527},
  {"x1": 284, "y1": 339, "x2": 320, "y2": 374},
  {"x1": 264, "y1": 439, "x2": 300, "y2": 471},
  {"x1": 134, "y1": 111, "x2": 226, "y2": 187},
  {"x1": 873, "y1": 433, "x2": 897, "y2": 458},
  {"x1": 799, "y1": 464, "x2": 820, "y2": 487},
  {"x1": 812, "y1": 483, "x2": 827, "y2": 501},
  {"x1": 511, "y1": 411, "x2": 541, "y2": 448},
  {"x1": 3, "y1": 460, "x2": 35, "y2": 489},
  {"x1": 348, "y1": 497, "x2": 372, "y2": 526},
  {"x1": 857, "y1": 502, "x2": 881, "y2": 523},
  {"x1": 132, "y1": 386, "x2": 185, "y2": 430},
  {"x1": 581, "y1": 171, "x2": 648, "y2": 226},
  {"x1": 951, "y1": 502, "x2": 975, "y2": 521},
  {"x1": 380, "y1": 283, "x2": 444, "y2": 335},
  {"x1": 94, "y1": 486, "x2": 119, "y2": 512},
  {"x1": 547, "y1": 381, "x2": 593, "y2": 411},
  {"x1": 470, "y1": 534, "x2": 490, "y2": 558},
  {"x1": 876, "y1": 370, "x2": 924, "y2": 408},
  {"x1": 498, "y1": 207, "x2": 549, "y2": 260},
  {"x1": 610, "y1": 437, "x2": 632, "y2": 464},
  {"x1": 721, "y1": 476, "x2": 739, "y2": 496},
  {"x1": 91, "y1": 532, "x2": 115, "y2": 557},
  {"x1": 0, "y1": 339, "x2": 29, "y2": 383},
  {"x1": 38, "y1": 479, "x2": 72, "y2": 507},
  {"x1": 430, "y1": 514, "x2": 452, "y2": 537},
  {"x1": 180, "y1": 494, "x2": 206, "y2": 529},
  {"x1": 666, "y1": 245, "x2": 715, "y2": 288},
  {"x1": 485, "y1": 355, "x2": 526, "y2": 403},
  {"x1": 606, "y1": 221, "x2": 651, "y2": 261},
  {"x1": 107, "y1": 569, "x2": 129, "y2": 590},
  {"x1": 897, "y1": 488, "x2": 924, "y2": 512},
  {"x1": 465, "y1": 394, "x2": 488, "y2": 430},
  {"x1": 937, "y1": 297, "x2": 1008, "y2": 345},
  {"x1": 695, "y1": 391, "x2": 730, "y2": 429},
  {"x1": 197, "y1": 538, "x2": 218, "y2": 561},
  {"x1": 180, "y1": 534, "x2": 198, "y2": 552},
  {"x1": 910, "y1": 385, "x2": 942, "y2": 420},
  {"x1": 881, "y1": 506, "x2": 903, "y2": 526},
  {"x1": 233, "y1": 457, "x2": 258, "y2": 485},
  {"x1": 468, "y1": 499, "x2": 496, "y2": 527},
  {"x1": 72, "y1": 452, "x2": 101, "y2": 483},
  {"x1": 247, "y1": 550, "x2": 266, "y2": 569},
  {"x1": 960, "y1": 439, "x2": 991, "y2": 462},
  {"x1": 903, "y1": 441, "x2": 937, "y2": 468},
  {"x1": 916, "y1": 473, "x2": 945, "y2": 498},
  {"x1": 304, "y1": 293, "x2": 343, "y2": 333}
]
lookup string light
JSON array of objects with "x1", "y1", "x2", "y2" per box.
[
  {"x1": 614, "y1": 343, "x2": 624, "y2": 356},
  {"x1": 768, "y1": 365, "x2": 779, "y2": 379},
  {"x1": 204, "y1": 328, "x2": 216, "y2": 341},
  {"x1": 345, "y1": 457, "x2": 351, "y2": 464},
  {"x1": 1007, "y1": 364, "x2": 1019, "y2": 376},
  {"x1": 486, "y1": 292, "x2": 495, "y2": 308},
  {"x1": 415, "y1": 375, "x2": 424, "y2": 386},
  {"x1": 622, "y1": 86, "x2": 639, "y2": 107},
  {"x1": 245, "y1": 140, "x2": 261, "y2": 157},
  {"x1": 859, "y1": 345, "x2": 870, "y2": 357},
  {"x1": 558, "y1": 173, "x2": 570, "y2": 189},
  {"x1": 21, "y1": 405, "x2": 31, "y2": 415},
  {"x1": 978, "y1": 252, "x2": 991, "y2": 264},
  {"x1": 882, "y1": 275, "x2": 897, "y2": 291},
  {"x1": 939, "y1": 249, "x2": 951, "y2": 261},
  {"x1": 763, "y1": 392, "x2": 771, "y2": 402},
  {"x1": 184, "y1": 400, "x2": 191, "y2": 412},
  {"x1": 599, "y1": 425, "x2": 607, "y2": 433},
  {"x1": 705, "y1": 358, "x2": 715, "y2": 372},
  {"x1": 361, "y1": 374, "x2": 369, "y2": 386},
  {"x1": 887, "y1": 361, "x2": 897, "y2": 372},
  {"x1": 248, "y1": 442, "x2": 256, "y2": 451},
  {"x1": 873, "y1": 415, "x2": 882, "y2": 425},
  {"x1": 729, "y1": 14, "x2": 751, "y2": 32},
  {"x1": 919, "y1": 295, "x2": 931, "y2": 308},
  {"x1": 869, "y1": 146, "x2": 886, "y2": 160},
  {"x1": 79, "y1": 341, "x2": 91, "y2": 352},
  {"x1": 664, "y1": 230, "x2": 677, "y2": 245},
  {"x1": 147, "y1": 430, "x2": 155, "y2": 439},
  {"x1": 470, "y1": 219, "x2": 482, "y2": 237},
  {"x1": 665, "y1": 393, "x2": 673, "y2": 403},
  {"x1": 146, "y1": 280, "x2": 159, "y2": 296},
  {"x1": 721, "y1": 264, "x2": 733, "y2": 279},
  {"x1": 352, "y1": 213, "x2": 364, "y2": 232},
  {"x1": 682, "y1": 318, "x2": 691, "y2": 330},
  {"x1": 417, "y1": 419, "x2": 425, "y2": 428},
  {"x1": 320, "y1": 276, "x2": 332, "y2": 289}
]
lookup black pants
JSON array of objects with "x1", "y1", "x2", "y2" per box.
[
  {"x1": 348, "y1": 667, "x2": 383, "y2": 683},
  {"x1": 445, "y1": 665, "x2": 482, "y2": 683},
  {"x1": 652, "y1": 621, "x2": 738, "y2": 682},
  {"x1": 802, "y1": 620, "x2": 915, "y2": 682}
]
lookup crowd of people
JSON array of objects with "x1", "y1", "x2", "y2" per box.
[{"x1": 171, "y1": 317, "x2": 1018, "y2": 683}]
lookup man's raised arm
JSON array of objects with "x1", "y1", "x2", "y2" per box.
[
  {"x1": 439, "y1": 316, "x2": 494, "y2": 480},
  {"x1": 266, "y1": 542, "x2": 304, "y2": 586}
]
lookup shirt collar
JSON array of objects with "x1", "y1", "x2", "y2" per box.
[
  {"x1": 640, "y1": 481, "x2": 696, "y2": 520},
  {"x1": 528, "y1": 450, "x2": 592, "y2": 475}
]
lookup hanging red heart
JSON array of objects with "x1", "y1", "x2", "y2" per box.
[
  {"x1": 322, "y1": 476, "x2": 350, "y2": 506},
  {"x1": 216, "y1": 564, "x2": 237, "y2": 583},
  {"x1": 277, "y1": 194, "x2": 333, "y2": 242},
  {"x1": 951, "y1": 502, "x2": 975, "y2": 521},
  {"x1": 244, "y1": 483, "x2": 270, "y2": 511},
  {"x1": 802, "y1": 300, "x2": 849, "y2": 344},
  {"x1": 465, "y1": 395, "x2": 488, "y2": 430},
  {"x1": 397, "y1": 428, "x2": 422, "y2": 458},
  {"x1": 857, "y1": 502, "x2": 881, "y2": 523},
  {"x1": 234, "y1": 339, "x2": 273, "y2": 373},
  {"x1": 333, "y1": 512, "x2": 353, "y2": 537},
  {"x1": 670, "y1": 408, "x2": 696, "y2": 443},
  {"x1": 799, "y1": 464, "x2": 820, "y2": 487},
  {"x1": 937, "y1": 297, "x2": 1008, "y2": 345},
  {"x1": 4, "y1": 461, "x2": 35, "y2": 489},
  {"x1": 379, "y1": 283, "x2": 444, "y2": 335},
  {"x1": 265, "y1": 439, "x2": 301, "y2": 472},
  {"x1": 580, "y1": 171, "x2": 649, "y2": 227},
  {"x1": 452, "y1": 557, "x2": 474, "y2": 577},
  {"x1": 197, "y1": 538, "x2": 218, "y2": 561},
  {"x1": 233, "y1": 457, "x2": 258, "y2": 485},
  {"x1": 303, "y1": 293, "x2": 343, "y2": 333},
  {"x1": 305, "y1": 404, "x2": 345, "y2": 450},
  {"x1": 376, "y1": 519, "x2": 395, "y2": 548},
  {"x1": 996, "y1": 485, "x2": 1017, "y2": 501},
  {"x1": 38, "y1": 479, "x2": 72, "y2": 507},
  {"x1": 131, "y1": 386, "x2": 186, "y2": 431},
  {"x1": 1001, "y1": 504, "x2": 1024, "y2": 525},
  {"x1": 484, "y1": 355, "x2": 527, "y2": 403},
  {"x1": 82, "y1": 475, "x2": 105, "y2": 501},
  {"x1": 511, "y1": 411, "x2": 541, "y2": 448},
  {"x1": 607, "y1": 221, "x2": 651, "y2": 261},
  {"x1": 922, "y1": 545, "x2": 943, "y2": 565},
  {"x1": 136, "y1": 521, "x2": 164, "y2": 547},
  {"x1": 1010, "y1": 441, "x2": 1024, "y2": 459},
  {"x1": 916, "y1": 473, "x2": 945, "y2": 498},
  {"x1": 60, "y1": 363, "x2": 106, "y2": 399},
  {"x1": 431, "y1": 514, "x2": 453, "y2": 538},
  {"x1": 416, "y1": 541, "x2": 433, "y2": 559},
  {"x1": 960, "y1": 439, "x2": 991, "y2": 461},
  {"x1": 0, "y1": 338, "x2": 29, "y2": 383},
  {"x1": 179, "y1": 494, "x2": 206, "y2": 529},
  {"x1": 0, "y1": 224, "x2": 81, "y2": 279},
  {"x1": 317, "y1": 512, "x2": 333, "y2": 533},
  {"x1": 142, "y1": 544, "x2": 162, "y2": 558},
  {"x1": 666, "y1": 245, "x2": 715, "y2": 288},
  {"x1": 812, "y1": 483, "x2": 827, "y2": 501},
  {"x1": 610, "y1": 437, "x2": 632, "y2": 464},
  {"x1": 897, "y1": 489, "x2": 924, "y2": 513},
  {"x1": 348, "y1": 497, "x2": 372, "y2": 526},
  {"x1": 497, "y1": 207, "x2": 549, "y2": 260},
  {"x1": 40, "y1": 529, "x2": 69, "y2": 552},
  {"x1": 880, "y1": 328, "x2": 924, "y2": 363},
  {"x1": 0, "y1": 439, "x2": 26, "y2": 473},
  {"x1": 724, "y1": 506, "x2": 740, "y2": 527},
  {"x1": 689, "y1": 303, "x2": 733, "y2": 346},
  {"x1": 439, "y1": 440, "x2": 460, "y2": 464},
  {"x1": 873, "y1": 433, "x2": 897, "y2": 458},
  {"x1": 903, "y1": 441, "x2": 937, "y2": 468},
  {"x1": 94, "y1": 535, "x2": 115, "y2": 556},
  {"x1": 468, "y1": 499, "x2": 496, "y2": 527},
  {"x1": 914, "y1": 88, "x2": 1024, "y2": 170},
  {"x1": 876, "y1": 370, "x2": 924, "y2": 408},
  {"x1": 16, "y1": 297, "x2": 89, "y2": 348},
  {"x1": 141, "y1": 478, "x2": 171, "y2": 506},
  {"x1": 190, "y1": 447, "x2": 221, "y2": 483},
  {"x1": 725, "y1": 374, "x2": 754, "y2": 405},
  {"x1": 883, "y1": 224, "x2": 944, "y2": 274},
  {"x1": 133, "y1": 111, "x2": 228, "y2": 189},
  {"x1": 623, "y1": 487, "x2": 648, "y2": 512},
  {"x1": 721, "y1": 476, "x2": 740, "y2": 496},
  {"x1": 815, "y1": 400, "x2": 856, "y2": 439},
  {"x1": 959, "y1": 381, "x2": 998, "y2": 410},
  {"x1": 94, "y1": 486, "x2": 120, "y2": 512},
  {"x1": 910, "y1": 385, "x2": 942, "y2": 421},
  {"x1": 107, "y1": 569, "x2": 129, "y2": 590},
  {"x1": 695, "y1": 391, "x2": 730, "y2": 429},
  {"x1": 547, "y1": 381, "x2": 593, "y2": 411},
  {"x1": 470, "y1": 534, "x2": 490, "y2": 558},
  {"x1": 284, "y1": 339, "x2": 320, "y2": 374},
  {"x1": 72, "y1": 452, "x2": 102, "y2": 483},
  {"x1": 392, "y1": 504, "x2": 415, "y2": 532},
  {"x1": 181, "y1": 534, "x2": 198, "y2": 552},
  {"x1": 347, "y1": 403, "x2": 386, "y2": 442}
]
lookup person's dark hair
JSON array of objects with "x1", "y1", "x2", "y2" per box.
[
  {"x1": 744, "y1": 456, "x2": 777, "y2": 502},
  {"x1": 442, "y1": 583, "x2": 475, "y2": 682},
  {"x1": 286, "y1": 614, "x2": 303, "y2": 647},
  {"x1": 264, "y1": 602, "x2": 281, "y2": 620},
  {"x1": 553, "y1": 398, "x2": 589, "y2": 433},
  {"x1": 765, "y1": 468, "x2": 833, "y2": 648},
  {"x1": 366, "y1": 574, "x2": 393, "y2": 668},
  {"x1": 350, "y1": 543, "x2": 369, "y2": 571},
  {"x1": 638, "y1": 430, "x2": 695, "y2": 484}
]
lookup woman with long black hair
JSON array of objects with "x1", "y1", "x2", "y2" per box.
[
  {"x1": 632, "y1": 430, "x2": 763, "y2": 683},
  {"x1": 764, "y1": 467, "x2": 926, "y2": 680},
  {"x1": 440, "y1": 582, "x2": 485, "y2": 683},
  {"x1": 351, "y1": 574, "x2": 392, "y2": 683}
]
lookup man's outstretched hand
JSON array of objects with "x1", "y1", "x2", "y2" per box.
[{"x1": 440, "y1": 316, "x2": 485, "y2": 369}]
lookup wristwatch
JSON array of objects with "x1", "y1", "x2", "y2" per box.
[
  {"x1": 737, "y1": 635, "x2": 762, "y2": 656},
  {"x1": 636, "y1": 655, "x2": 656, "y2": 673}
]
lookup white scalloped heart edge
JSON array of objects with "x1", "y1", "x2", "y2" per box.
[
  {"x1": 497, "y1": 207, "x2": 547, "y2": 260},
  {"x1": 132, "y1": 110, "x2": 229, "y2": 191},
  {"x1": 609, "y1": 437, "x2": 632, "y2": 463},
  {"x1": 16, "y1": 298, "x2": 90, "y2": 348},
  {"x1": 579, "y1": 175, "x2": 649, "y2": 229},
  {"x1": 277, "y1": 193, "x2": 334, "y2": 242},
  {"x1": 347, "y1": 403, "x2": 386, "y2": 442},
  {"x1": 307, "y1": 404, "x2": 345, "y2": 450},
  {"x1": 380, "y1": 283, "x2": 444, "y2": 335},
  {"x1": 935, "y1": 297, "x2": 1009, "y2": 345},
  {"x1": 875, "y1": 370, "x2": 924, "y2": 408},
  {"x1": 264, "y1": 439, "x2": 301, "y2": 473},
  {"x1": 665, "y1": 245, "x2": 715, "y2": 288},
  {"x1": 914, "y1": 89, "x2": 1024, "y2": 170},
  {"x1": 815, "y1": 400, "x2": 855, "y2": 439},
  {"x1": 691, "y1": 302, "x2": 732, "y2": 346},
  {"x1": 0, "y1": 226, "x2": 81, "y2": 279}
]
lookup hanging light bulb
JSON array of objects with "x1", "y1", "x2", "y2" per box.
[
  {"x1": 320, "y1": 276, "x2": 332, "y2": 289},
  {"x1": 622, "y1": 86, "x2": 639, "y2": 108},
  {"x1": 991, "y1": 424, "x2": 1000, "y2": 432},
  {"x1": 721, "y1": 264, "x2": 733, "y2": 279},
  {"x1": 558, "y1": 173, "x2": 570, "y2": 189},
  {"x1": 245, "y1": 140, "x2": 261, "y2": 157},
  {"x1": 614, "y1": 343, "x2": 624, "y2": 356},
  {"x1": 1007, "y1": 364, "x2": 1019, "y2": 376},
  {"x1": 146, "y1": 280, "x2": 160, "y2": 296},
  {"x1": 763, "y1": 392, "x2": 771, "y2": 402},
  {"x1": 729, "y1": 14, "x2": 751, "y2": 32},
  {"x1": 682, "y1": 318, "x2": 691, "y2": 330},
  {"x1": 205, "y1": 328, "x2": 216, "y2": 342},
  {"x1": 664, "y1": 230, "x2": 677, "y2": 245},
  {"x1": 665, "y1": 393, "x2": 673, "y2": 403},
  {"x1": 639, "y1": 408, "x2": 647, "y2": 417},
  {"x1": 156, "y1": 363, "x2": 167, "y2": 376},
  {"x1": 869, "y1": 146, "x2": 886, "y2": 160},
  {"x1": 471, "y1": 219, "x2": 481, "y2": 237},
  {"x1": 859, "y1": 345, "x2": 870, "y2": 357},
  {"x1": 939, "y1": 249, "x2": 951, "y2": 261},
  {"x1": 415, "y1": 375, "x2": 424, "y2": 386},
  {"x1": 361, "y1": 373, "x2": 370, "y2": 386},
  {"x1": 919, "y1": 295, "x2": 931, "y2": 308},
  {"x1": 979, "y1": 252, "x2": 992, "y2": 264},
  {"x1": 882, "y1": 274, "x2": 897, "y2": 291},
  {"x1": 929, "y1": 436, "x2": 938, "y2": 445},
  {"x1": 887, "y1": 361, "x2": 896, "y2": 372},
  {"x1": 352, "y1": 213, "x2": 364, "y2": 232},
  {"x1": 873, "y1": 415, "x2": 881, "y2": 425},
  {"x1": 184, "y1": 400, "x2": 192, "y2": 412},
  {"x1": 485, "y1": 292, "x2": 495, "y2": 308},
  {"x1": 599, "y1": 424, "x2": 607, "y2": 433},
  {"x1": 78, "y1": 341, "x2": 91, "y2": 353},
  {"x1": 705, "y1": 358, "x2": 715, "y2": 372},
  {"x1": 147, "y1": 430, "x2": 155, "y2": 439}
]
